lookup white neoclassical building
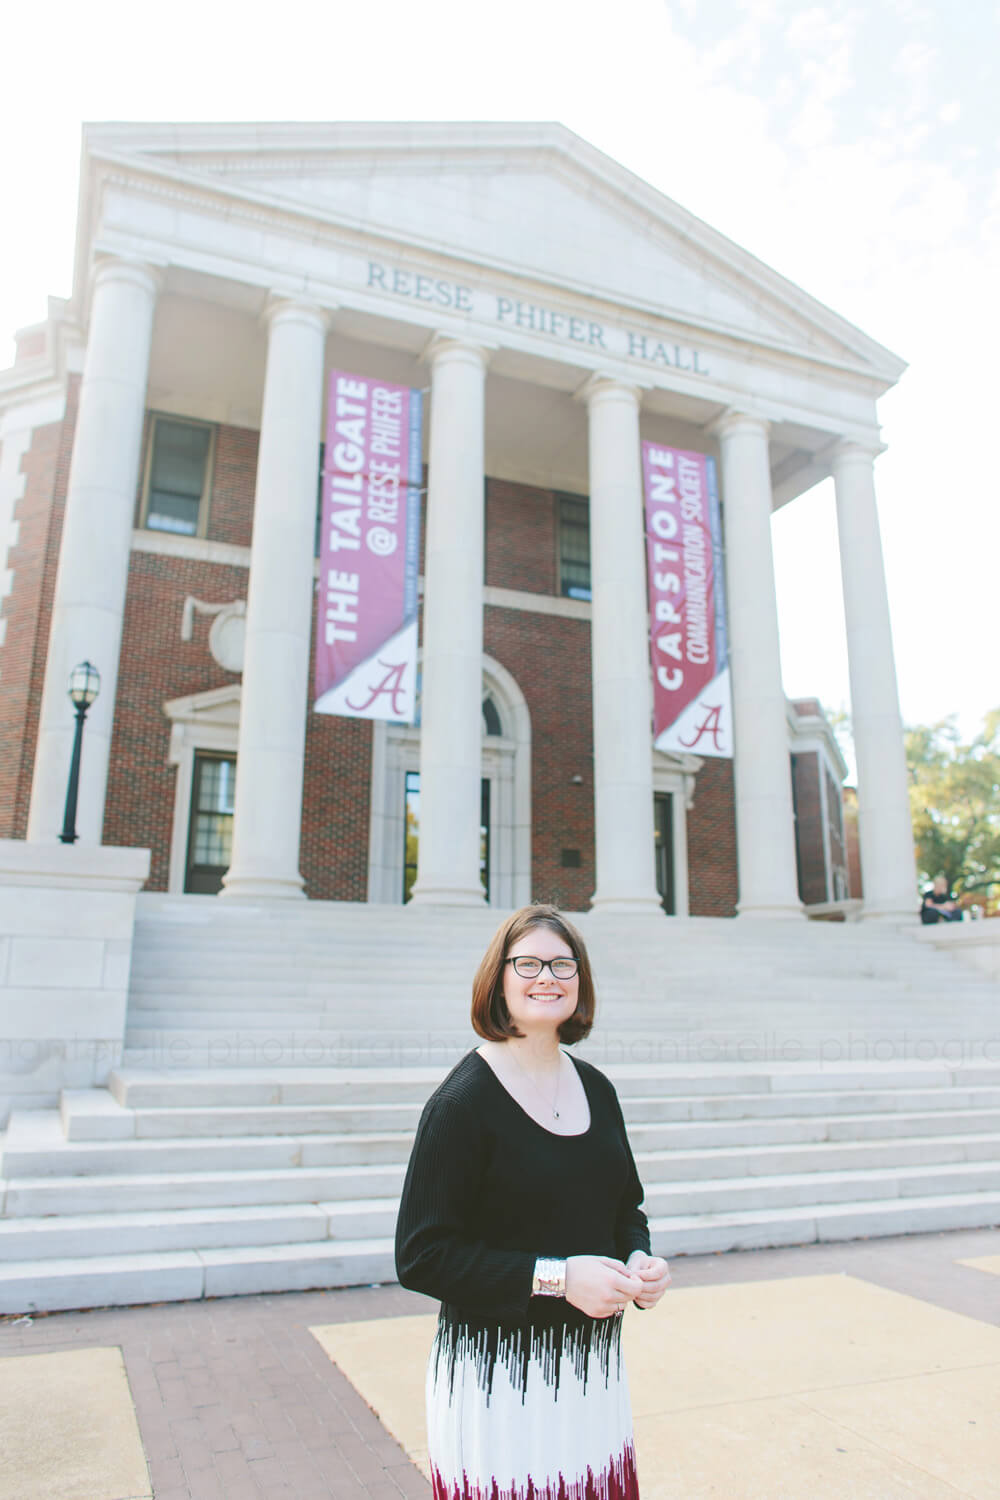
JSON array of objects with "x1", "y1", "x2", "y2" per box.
[{"x1": 0, "y1": 121, "x2": 917, "y2": 925}]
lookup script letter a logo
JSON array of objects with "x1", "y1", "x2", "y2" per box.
[
  {"x1": 678, "y1": 703, "x2": 726, "y2": 751},
  {"x1": 346, "y1": 659, "x2": 409, "y2": 716}
]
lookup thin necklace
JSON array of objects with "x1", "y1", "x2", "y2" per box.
[{"x1": 507, "y1": 1045, "x2": 564, "y2": 1120}]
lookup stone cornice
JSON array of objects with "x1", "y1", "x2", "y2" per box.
[
  {"x1": 79, "y1": 136, "x2": 904, "y2": 392},
  {"x1": 84, "y1": 122, "x2": 904, "y2": 382}
]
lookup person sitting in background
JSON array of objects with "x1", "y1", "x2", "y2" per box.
[{"x1": 920, "y1": 874, "x2": 964, "y2": 924}]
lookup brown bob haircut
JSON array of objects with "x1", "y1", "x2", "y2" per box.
[{"x1": 471, "y1": 904, "x2": 595, "y2": 1045}]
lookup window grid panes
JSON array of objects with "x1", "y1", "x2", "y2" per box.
[
  {"x1": 557, "y1": 494, "x2": 591, "y2": 600},
  {"x1": 146, "y1": 418, "x2": 212, "y2": 535},
  {"x1": 191, "y1": 756, "x2": 236, "y2": 868}
]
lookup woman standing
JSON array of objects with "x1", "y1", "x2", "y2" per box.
[{"x1": 395, "y1": 904, "x2": 671, "y2": 1500}]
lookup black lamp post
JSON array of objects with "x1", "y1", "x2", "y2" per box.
[{"x1": 59, "y1": 660, "x2": 101, "y2": 845}]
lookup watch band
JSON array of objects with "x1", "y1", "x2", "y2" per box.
[{"x1": 532, "y1": 1256, "x2": 567, "y2": 1298}]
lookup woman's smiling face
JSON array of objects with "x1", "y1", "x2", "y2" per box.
[{"x1": 502, "y1": 925, "x2": 580, "y2": 1036}]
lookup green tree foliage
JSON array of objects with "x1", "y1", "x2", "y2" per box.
[{"x1": 906, "y1": 710, "x2": 1000, "y2": 909}]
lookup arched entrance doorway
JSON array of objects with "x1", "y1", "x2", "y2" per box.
[{"x1": 366, "y1": 655, "x2": 532, "y2": 906}]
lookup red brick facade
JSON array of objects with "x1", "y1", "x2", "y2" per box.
[
  {"x1": 484, "y1": 604, "x2": 594, "y2": 910},
  {"x1": 686, "y1": 758, "x2": 739, "y2": 917},
  {"x1": 485, "y1": 477, "x2": 561, "y2": 596},
  {"x1": 1, "y1": 404, "x2": 746, "y2": 910},
  {"x1": 0, "y1": 377, "x2": 78, "y2": 837},
  {"x1": 792, "y1": 751, "x2": 826, "y2": 905}
]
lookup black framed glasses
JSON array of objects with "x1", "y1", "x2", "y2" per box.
[{"x1": 505, "y1": 955, "x2": 579, "y2": 980}]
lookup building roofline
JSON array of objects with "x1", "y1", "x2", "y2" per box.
[{"x1": 75, "y1": 120, "x2": 906, "y2": 388}]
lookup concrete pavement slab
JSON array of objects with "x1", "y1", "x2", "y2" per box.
[
  {"x1": 0, "y1": 1345, "x2": 151, "y2": 1500},
  {"x1": 311, "y1": 1271, "x2": 1000, "y2": 1494}
]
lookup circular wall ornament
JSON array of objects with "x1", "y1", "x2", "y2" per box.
[{"x1": 208, "y1": 603, "x2": 246, "y2": 673}]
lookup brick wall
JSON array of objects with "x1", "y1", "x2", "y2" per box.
[
  {"x1": 791, "y1": 750, "x2": 827, "y2": 905},
  {"x1": 0, "y1": 376, "x2": 78, "y2": 837},
  {"x1": 206, "y1": 425, "x2": 259, "y2": 548},
  {"x1": 844, "y1": 785, "x2": 863, "y2": 899},
  {"x1": 101, "y1": 549, "x2": 246, "y2": 883},
  {"x1": 484, "y1": 604, "x2": 595, "y2": 909},
  {"x1": 686, "y1": 757, "x2": 739, "y2": 917},
  {"x1": 485, "y1": 477, "x2": 559, "y2": 595},
  {"x1": 824, "y1": 762, "x2": 849, "y2": 898}
]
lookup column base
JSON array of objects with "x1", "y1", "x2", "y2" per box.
[
  {"x1": 408, "y1": 882, "x2": 487, "y2": 908},
  {"x1": 736, "y1": 903, "x2": 805, "y2": 920},
  {"x1": 218, "y1": 872, "x2": 306, "y2": 901},
  {"x1": 589, "y1": 893, "x2": 664, "y2": 916}
]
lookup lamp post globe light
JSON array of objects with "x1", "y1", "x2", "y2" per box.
[{"x1": 59, "y1": 660, "x2": 101, "y2": 845}]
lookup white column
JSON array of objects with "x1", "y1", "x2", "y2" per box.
[
  {"x1": 220, "y1": 298, "x2": 328, "y2": 900},
  {"x1": 409, "y1": 337, "x2": 490, "y2": 906},
  {"x1": 832, "y1": 440, "x2": 917, "y2": 919},
  {"x1": 714, "y1": 411, "x2": 802, "y2": 917},
  {"x1": 27, "y1": 258, "x2": 160, "y2": 844},
  {"x1": 584, "y1": 377, "x2": 661, "y2": 914}
]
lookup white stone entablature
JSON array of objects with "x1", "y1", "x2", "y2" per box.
[{"x1": 69, "y1": 122, "x2": 900, "y2": 490}]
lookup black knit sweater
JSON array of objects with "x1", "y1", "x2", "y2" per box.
[{"x1": 395, "y1": 1049, "x2": 651, "y2": 1325}]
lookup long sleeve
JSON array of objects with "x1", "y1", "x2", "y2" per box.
[
  {"x1": 395, "y1": 1087, "x2": 537, "y2": 1319},
  {"x1": 609, "y1": 1084, "x2": 651, "y2": 1262}
]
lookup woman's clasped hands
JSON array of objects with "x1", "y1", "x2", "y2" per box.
[
  {"x1": 565, "y1": 1252, "x2": 671, "y2": 1318},
  {"x1": 626, "y1": 1249, "x2": 671, "y2": 1309}
]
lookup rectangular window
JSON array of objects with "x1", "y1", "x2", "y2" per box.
[
  {"x1": 143, "y1": 416, "x2": 214, "y2": 536},
  {"x1": 185, "y1": 753, "x2": 236, "y2": 894},
  {"x1": 653, "y1": 791, "x2": 675, "y2": 915},
  {"x1": 557, "y1": 494, "x2": 591, "y2": 600}
]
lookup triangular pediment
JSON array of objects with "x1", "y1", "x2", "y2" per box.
[
  {"x1": 84, "y1": 122, "x2": 904, "y2": 382},
  {"x1": 164, "y1": 683, "x2": 241, "y2": 731}
]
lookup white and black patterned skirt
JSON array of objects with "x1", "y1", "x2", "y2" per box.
[{"x1": 426, "y1": 1306, "x2": 639, "y2": 1500}]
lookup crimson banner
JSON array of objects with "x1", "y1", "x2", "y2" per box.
[
  {"x1": 314, "y1": 371, "x2": 422, "y2": 722},
  {"x1": 642, "y1": 443, "x2": 732, "y2": 758}
]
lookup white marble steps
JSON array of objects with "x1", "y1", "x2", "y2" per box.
[
  {"x1": 2, "y1": 1166, "x2": 404, "y2": 1216},
  {"x1": 7, "y1": 1128, "x2": 1000, "y2": 1219},
  {"x1": 0, "y1": 1239, "x2": 398, "y2": 1313},
  {"x1": 4, "y1": 1058, "x2": 1000, "y2": 1312},
  {"x1": 7, "y1": 1163, "x2": 1000, "y2": 1264},
  {"x1": 123, "y1": 898, "x2": 1000, "y2": 1070},
  {"x1": 12, "y1": 1104, "x2": 1000, "y2": 1182},
  {"x1": 0, "y1": 1114, "x2": 413, "y2": 1176},
  {"x1": 6, "y1": 1184, "x2": 1000, "y2": 1312}
]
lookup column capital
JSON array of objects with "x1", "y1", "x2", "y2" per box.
[
  {"x1": 709, "y1": 408, "x2": 770, "y2": 442},
  {"x1": 262, "y1": 294, "x2": 331, "y2": 337},
  {"x1": 575, "y1": 371, "x2": 647, "y2": 409},
  {"x1": 91, "y1": 255, "x2": 164, "y2": 300},
  {"x1": 422, "y1": 332, "x2": 494, "y2": 372},
  {"x1": 830, "y1": 436, "x2": 886, "y2": 470}
]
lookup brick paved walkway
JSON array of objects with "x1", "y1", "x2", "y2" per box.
[
  {"x1": 2, "y1": 1227, "x2": 999, "y2": 1499},
  {"x1": 1, "y1": 1281, "x2": 430, "y2": 1500}
]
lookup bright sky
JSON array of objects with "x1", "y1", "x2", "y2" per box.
[{"x1": 3, "y1": 0, "x2": 997, "y2": 742}]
